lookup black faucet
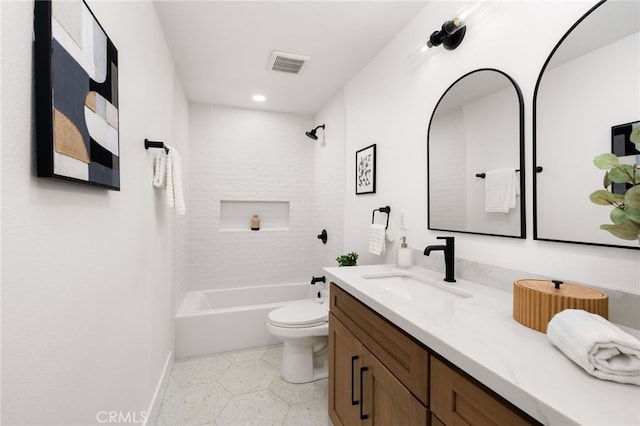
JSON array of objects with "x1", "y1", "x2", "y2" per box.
[
  {"x1": 423, "y1": 236, "x2": 456, "y2": 282},
  {"x1": 310, "y1": 275, "x2": 326, "y2": 285}
]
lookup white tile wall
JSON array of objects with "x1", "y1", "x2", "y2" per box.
[
  {"x1": 188, "y1": 105, "x2": 319, "y2": 291},
  {"x1": 314, "y1": 91, "x2": 347, "y2": 271}
]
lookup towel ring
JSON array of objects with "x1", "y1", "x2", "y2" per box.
[{"x1": 372, "y1": 206, "x2": 391, "y2": 229}]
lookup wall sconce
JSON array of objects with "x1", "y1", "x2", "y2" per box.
[
  {"x1": 426, "y1": 18, "x2": 466, "y2": 50},
  {"x1": 418, "y1": 2, "x2": 500, "y2": 54},
  {"x1": 305, "y1": 124, "x2": 325, "y2": 140}
]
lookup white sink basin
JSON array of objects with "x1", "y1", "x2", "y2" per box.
[{"x1": 362, "y1": 271, "x2": 473, "y2": 300}]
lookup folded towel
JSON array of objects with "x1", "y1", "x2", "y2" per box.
[
  {"x1": 547, "y1": 309, "x2": 640, "y2": 386},
  {"x1": 368, "y1": 223, "x2": 386, "y2": 255},
  {"x1": 484, "y1": 168, "x2": 517, "y2": 213},
  {"x1": 152, "y1": 151, "x2": 167, "y2": 188},
  {"x1": 165, "y1": 145, "x2": 186, "y2": 215}
]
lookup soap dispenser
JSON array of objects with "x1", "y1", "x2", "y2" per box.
[{"x1": 397, "y1": 236, "x2": 412, "y2": 269}]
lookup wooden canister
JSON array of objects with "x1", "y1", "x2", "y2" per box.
[{"x1": 513, "y1": 279, "x2": 608, "y2": 333}]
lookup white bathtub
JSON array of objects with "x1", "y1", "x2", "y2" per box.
[{"x1": 175, "y1": 283, "x2": 319, "y2": 358}]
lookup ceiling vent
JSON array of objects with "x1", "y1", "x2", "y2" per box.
[{"x1": 267, "y1": 51, "x2": 310, "y2": 74}]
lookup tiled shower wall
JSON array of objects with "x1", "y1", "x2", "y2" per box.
[
  {"x1": 314, "y1": 90, "x2": 347, "y2": 272},
  {"x1": 187, "y1": 104, "x2": 319, "y2": 292}
]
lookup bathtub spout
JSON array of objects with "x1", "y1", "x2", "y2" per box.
[{"x1": 310, "y1": 276, "x2": 326, "y2": 285}]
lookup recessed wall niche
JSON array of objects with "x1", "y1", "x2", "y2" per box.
[{"x1": 220, "y1": 200, "x2": 290, "y2": 231}]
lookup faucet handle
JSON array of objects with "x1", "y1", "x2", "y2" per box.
[{"x1": 437, "y1": 236, "x2": 454, "y2": 244}]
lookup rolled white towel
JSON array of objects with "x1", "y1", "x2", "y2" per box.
[
  {"x1": 547, "y1": 309, "x2": 640, "y2": 386},
  {"x1": 368, "y1": 223, "x2": 386, "y2": 255}
]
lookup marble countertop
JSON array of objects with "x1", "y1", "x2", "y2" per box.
[{"x1": 324, "y1": 264, "x2": 640, "y2": 426}]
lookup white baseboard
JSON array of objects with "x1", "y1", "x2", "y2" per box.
[{"x1": 144, "y1": 350, "x2": 174, "y2": 426}]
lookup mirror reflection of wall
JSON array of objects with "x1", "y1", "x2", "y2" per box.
[
  {"x1": 534, "y1": 0, "x2": 640, "y2": 249},
  {"x1": 428, "y1": 68, "x2": 525, "y2": 238}
]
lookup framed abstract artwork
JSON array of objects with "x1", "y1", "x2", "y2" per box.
[
  {"x1": 34, "y1": 0, "x2": 120, "y2": 190},
  {"x1": 355, "y1": 144, "x2": 376, "y2": 195}
]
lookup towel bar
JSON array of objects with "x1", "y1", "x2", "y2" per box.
[
  {"x1": 144, "y1": 138, "x2": 169, "y2": 153},
  {"x1": 476, "y1": 167, "x2": 542, "y2": 179}
]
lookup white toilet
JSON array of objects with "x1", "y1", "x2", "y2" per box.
[{"x1": 267, "y1": 299, "x2": 329, "y2": 383}]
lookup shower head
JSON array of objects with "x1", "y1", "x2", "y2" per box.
[{"x1": 305, "y1": 124, "x2": 325, "y2": 140}]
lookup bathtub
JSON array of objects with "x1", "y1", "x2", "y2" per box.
[{"x1": 175, "y1": 283, "x2": 320, "y2": 358}]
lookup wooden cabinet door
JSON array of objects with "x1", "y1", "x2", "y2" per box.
[
  {"x1": 361, "y1": 348, "x2": 429, "y2": 426},
  {"x1": 329, "y1": 314, "x2": 363, "y2": 426},
  {"x1": 430, "y1": 356, "x2": 536, "y2": 426}
]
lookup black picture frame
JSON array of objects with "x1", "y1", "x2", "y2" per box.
[
  {"x1": 34, "y1": 0, "x2": 120, "y2": 190},
  {"x1": 611, "y1": 120, "x2": 640, "y2": 156},
  {"x1": 355, "y1": 144, "x2": 376, "y2": 195},
  {"x1": 611, "y1": 120, "x2": 640, "y2": 195}
]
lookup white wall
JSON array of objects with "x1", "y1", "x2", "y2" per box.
[
  {"x1": 187, "y1": 104, "x2": 318, "y2": 291},
  {"x1": 333, "y1": 1, "x2": 639, "y2": 293},
  {"x1": 1, "y1": 1, "x2": 188, "y2": 424}
]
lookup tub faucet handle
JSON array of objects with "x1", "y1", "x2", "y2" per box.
[{"x1": 310, "y1": 276, "x2": 326, "y2": 285}]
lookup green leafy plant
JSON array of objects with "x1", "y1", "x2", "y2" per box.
[
  {"x1": 336, "y1": 252, "x2": 358, "y2": 267},
  {"x1": 589, "y1": 126, "x2": 640, "y2": 241}
]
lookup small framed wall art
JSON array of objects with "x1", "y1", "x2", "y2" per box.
[
  {"x1": 34, "y1": 0, "x2": 120, "y2": 190},
  {"x1": 355, "y1": 144, "x2": 376, "y2": 195}
]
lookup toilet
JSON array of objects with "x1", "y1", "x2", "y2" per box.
[{"x1": 267, "y1": 299, "x2": 329, "y2": 383}]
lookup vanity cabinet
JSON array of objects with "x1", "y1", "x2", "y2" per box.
[
  {"x1": 329, "y1": 283, "x2": 540, "y2": 426},
  {"x1": 329, "y1": 284, "x2": 429, "y2": 425}
]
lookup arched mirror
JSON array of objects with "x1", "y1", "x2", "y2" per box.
[
  {"x1": 534, "y1": 0, "x2": 639, "y2": 249},
  {"x1": 428, "y1": 68, "x2": 525, "y2": 238}
]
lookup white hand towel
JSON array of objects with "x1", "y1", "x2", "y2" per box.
[
  {"x1": 165, "y1": 145, "x2": 186, "y2": 215},
  {"x1": 547, "y1": 309, "x2": 640, "y2": 386},
  {"x1": 152, "y1": 151, "x2": 167, "y2": 188},
  {"x1": 368, "y1": 224, "x2": 386, "y2": 255},
  {"x1": 484, "y1": 168, "x2": 517, "y2": 213}
]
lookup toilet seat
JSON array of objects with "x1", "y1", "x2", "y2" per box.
[{"x1": 268, "y1": 302, "x2": 327, "y2": 328}]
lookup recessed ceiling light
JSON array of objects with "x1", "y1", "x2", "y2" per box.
[{"x1": 252, "y1": 94, "x2": 266, "y2": 102}]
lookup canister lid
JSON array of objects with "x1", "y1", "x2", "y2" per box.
[{"x1": 514, "y1": 279, "x2": 607, "y2": 300}]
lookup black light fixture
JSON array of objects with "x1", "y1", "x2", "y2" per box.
[
  {"x1": 305, "y1": 124, "x2": 325, "y2": 140},
  {"x1": 426, "y1": 18, "x2": 466, "y2": 50}
]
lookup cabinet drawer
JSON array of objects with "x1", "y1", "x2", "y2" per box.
[
  {"x1": 330, "y1": 283, "x2": 429, "y2": 405},
  {"x1": 430, "y1": 356, "x2": 539, "y2": 426}
]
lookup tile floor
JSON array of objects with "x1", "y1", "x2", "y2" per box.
[{"x1": 157, "y1": 344, "x2": 333, "y2": 426}]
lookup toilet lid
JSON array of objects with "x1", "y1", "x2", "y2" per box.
[{"x1": 268, "y1": 302, "x2": 328, "y2": 327}]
